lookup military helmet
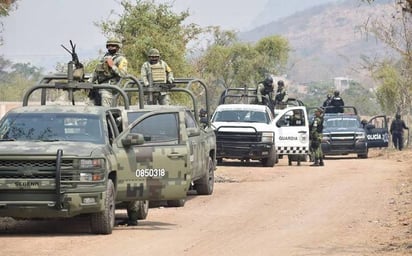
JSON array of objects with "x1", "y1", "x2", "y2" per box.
[
  {"x1": 334, "y1": 90, "x2": 340, "y2": 97},
  {"x1": 277, "y1": 80, "x2": 285, "y2": 87},
  {"x1": 106, "y1": 37, "x2": 122, "y2": 48},
  {"x1": 263, "y1": 76, "x2": 273, "y2": 86},
  {"x1": 148, "y1": 48, "x2": 160, "y2": 57},
  {"x1": 395, "y1": 113, "x2": 401, "y2": 119}
]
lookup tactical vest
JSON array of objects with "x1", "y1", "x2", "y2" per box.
[
  {"x1": 95, "y1": 54, "x2": 120, "y2": 83},
  {"x1": 275, "y1": 88, "x2": 286, "y2": 101},
  {"x1": 150, "y1": 61, "x2": 167, "y2": 83}
]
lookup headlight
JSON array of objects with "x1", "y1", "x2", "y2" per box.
[
  {"x1": 78, "y1": 159, "x2": 104, "y2": 169},
  {"x1": 261, "y1": 132, "x2": 274, "y2": 143},
  {"x1": 355, "y1": 132, "x2": 366, "y2": 141},
  {"x1": 80, "y1": 172, "x2": 104, "y2": 182}
]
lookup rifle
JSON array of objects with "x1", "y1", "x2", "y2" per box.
[{"x1": 61, "y1": 40, "x2": 84, "y2": 81}]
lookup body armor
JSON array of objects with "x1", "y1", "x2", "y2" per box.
[{"x1": 149, "y1": 61, "x2": 167, "y2": 83}]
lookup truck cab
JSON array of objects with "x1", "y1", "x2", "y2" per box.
[
  {"x1": 0, "y1": 67, "x2": 201, "y2": 233},
  {"x1": 212, "y1": 86, "x2": 309, "y2": 166}
]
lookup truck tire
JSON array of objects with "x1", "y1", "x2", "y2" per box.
[
  {"x1": 262, "y1": 147, "x2": 276, "y2": 167},
  {"x1": 357, "y1": 148, "x2": 368, "y2": 159},
  {"x1": 137, "y1": 200, "x2": 149, "y2": 220},
  {"x1": 167, "y1": 199, "x2": 186, "y2": 207},
  {"x1": 90, "y1": 179, "x2": 115, "y2": 234},
  {"x1": 195, "y1": 156, "x2": 215, "y2": 195}
]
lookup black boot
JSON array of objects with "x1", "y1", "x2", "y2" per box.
[
  {"x1": 310, "y1": 158, "x2": 319, "y2": 167},
  {"x1": 319, "y1": 159, "x2": 324, "y2": 166},
  {"x1": 127, "y1": 210, "x2": 138, "y2": 226}
]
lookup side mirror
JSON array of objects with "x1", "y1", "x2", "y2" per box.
[
  {"x1": 187, "y1": 127, "x2": 200, "y2": 137},
  {"x1": 121, "y1": 133, "x2": 145, "y2": 147}
]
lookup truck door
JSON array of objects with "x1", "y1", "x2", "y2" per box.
[
  {"x1": 184, "y1": 110, "x2": 204, "y2": 179},
  {"x1": 273, "y1": 106, "x2": 310, "y2": 156},
  {"x1": 366, "y1": 115, "x2": 389, "y2": 148},
  {"x1": 115, "y1": 112, "x2": 191, "y2": 202}
]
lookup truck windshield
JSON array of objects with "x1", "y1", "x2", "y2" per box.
[
  {"x1": 324, "y1": 117, "x2": 361, "y2": 129},
  {"x1": 0, "y1": 113, "x2": 104, "y2": 144},
  {"x1": 213, "y1": 110, "x2": 268, "y2": 124}
]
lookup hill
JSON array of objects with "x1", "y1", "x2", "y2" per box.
[{"x1": 239, "y1": 0, "x2": 393, "y2": 86}]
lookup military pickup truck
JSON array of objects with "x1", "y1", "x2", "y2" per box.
[
  {"x1": 120, "y1": 78, "x2": 216, "y2": 207},
  {"x1": 0, "y1": 68, "x2": 202, "y2": 234}
]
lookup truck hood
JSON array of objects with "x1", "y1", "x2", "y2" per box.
[
  {"x1": 211, "y1": 121, "x2": 274, "y2": 133},
  {"x1": 322, "y1": 127, "x2": 365, "y2": 134},
  {"x1": 0, "y1": 141, "x2": 106, "y2": 157}
]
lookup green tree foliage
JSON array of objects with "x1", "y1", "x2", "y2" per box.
[
  {"x1": 197, "y1": 31, "x2": 290, "y2": 89},
  {"x1": 361, "y1": 0, "x2": 412, "y2": 117},
  {"x1": 0, "y1": 56, "x2": 43, "y2": 101},
  {"x1": 0, "y1": 0, "x2": 18, "y2": 44},
  {"x1": 374, "y1": 61, "x2": 409, "y2": 114},
  {"x1": 96, "y1": 0, "x2": 202, "y2": 77},
  {"x1": 254, "y1": 35, "x2": 290, "y2": 76}
]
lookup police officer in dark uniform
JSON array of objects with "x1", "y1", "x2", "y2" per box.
[
  {"x1": 329, "y1": 90, "x2": 344, "y2": 113},
  {"x1": 390, "y1": 113, "x2": 409, "y2": 150}
]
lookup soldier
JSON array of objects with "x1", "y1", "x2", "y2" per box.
[
  {"x1": 141, "y1": 48, "x2": 174, "y2": 105},
  {"x1": 310, "y1": 107, "x2": 324, "y2": 166},
  {"x1": 90, "y1": 37, "x2": 128, "y2": 106},
  {"x1": 275, "y1": 80, "x2": 289, "y2": 109},
  {"x1": 256, "y1": 76, "x2": 275, "y2": 113},
  {"x1": 329, "y1": 90, "x2": 344, "y2": 113},
  {"x1": 390, "y1": 113, "x2": 409, "y2": 150}
]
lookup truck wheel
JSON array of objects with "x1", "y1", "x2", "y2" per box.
[
  {"x1": 262, "y1": 147, "x2": 276, "y2": 167},
  {"x1": 357, "y1": 148, "x2": 368, "y2": 159},
  {"x1": 167, "y1": 199, "x2": 186, "y2": 207},
  {"x1": 195, "y1": 156, "x2": 215, "y2": 195},
  {"x1": 90, "y1": 179, "x2": 115, "y2": 234},
  {"x1": 137, "y1": 200, "x2": 149, "y2": 220}
]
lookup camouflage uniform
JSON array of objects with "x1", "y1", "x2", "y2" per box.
[
  {"x1": 141, "y1": 48, "x2": 174, "y2": 105},
  {"x1": 275, "y1": 80, "x2": 289, "y2": 109},
  {"x1": 310, "y1": 108, "x2": 324, "y2": 166},
  {"x1": 256, "y1": 76, "x2": 275, "y2": 114},
  {"x1": 91, "y1": 38, "x2": 128, "y2": 106}
]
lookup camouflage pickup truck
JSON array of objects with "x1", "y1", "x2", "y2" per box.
[
  {"x1": 0, "y1": 72, "x2": 197, "y2": 234},
  {"x1": 120, "y1": 78, "x2": 217, "y2": 207}
]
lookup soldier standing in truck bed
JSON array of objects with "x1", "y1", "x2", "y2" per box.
[
  {"x1": 141, "y1": 48, "x2": 174, "y2": 105},
  {"x1": 90, "y1": 37, "x2": 128, "y2": 106}
]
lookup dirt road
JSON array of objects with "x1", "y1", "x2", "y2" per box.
[{"x1": 0, "y1": 149, "x2": 411, "y2": 256}]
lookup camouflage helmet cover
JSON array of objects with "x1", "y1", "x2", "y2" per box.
[
  {"x1": 106, "y1": 37, "x2": 122, "y2": 48},
  {"x1": 148, "y1": 48, "x2": 160, "y2": 57}
]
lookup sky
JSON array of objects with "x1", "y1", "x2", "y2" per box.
[{"x1": 0, "y1": 0, "x2": 336, "y2": 71}]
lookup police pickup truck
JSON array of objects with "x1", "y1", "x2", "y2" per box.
[
  {"x1": 0, "y1": 71, "x2": 197, "y2": 234},
  {"x1": 320, "y1": 106, "x2": 389, "y2": 158},
  {"x1": 212, "y1": 87, "x2": 309, "y2": 166}
]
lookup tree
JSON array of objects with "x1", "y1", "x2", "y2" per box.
[
  {"x1": 96, "y1": 0, "x2": 203, "y2": 77},
  {"x1": 196, "y1": 30, "x2": 290, "y2": 89},
  {"x1": 363, "y1": 0, "x2": 412, "y2": 14},
  {"x1": 361, "y1": 1, "x2": 412, "y2": 117},
  {"x1": 0, "y1": 0, "x2": 18, "y2": 44}
]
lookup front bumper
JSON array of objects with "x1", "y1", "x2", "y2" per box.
[{"x1": 216, "y1": 142, "x2": 274, "y2": 159}]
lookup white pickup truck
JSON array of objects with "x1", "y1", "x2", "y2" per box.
[{"x1": 211, "y1": 103, "x2": 309, "y2": 167}]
